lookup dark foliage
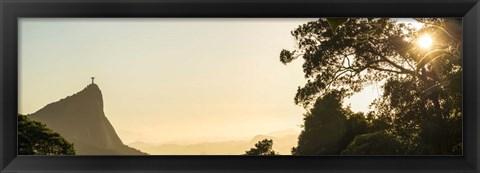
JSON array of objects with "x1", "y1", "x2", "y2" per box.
[
  {"x1": 282, "y1": 18, "x2": 462, "y2": 155},
  {"x1": 18, "y1": 114, "x2": 75, "y2": 155},
  {"x1": 341, "y1": 130, "x2": 406, "y2": 155},
  {"x1": 245, "y1": 139, "x2": 278, "y2": 156},
  {"x1": 292, "y1": 91, "x2": 347, "y2": 155}
]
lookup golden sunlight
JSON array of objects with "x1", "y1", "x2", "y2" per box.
[{"x1": 418, "y1": 34, "x2": 433, "y2": 49}]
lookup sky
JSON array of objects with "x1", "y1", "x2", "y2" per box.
[{"x1": 19, "y1": 18, "x2": 419, "y2": 145}]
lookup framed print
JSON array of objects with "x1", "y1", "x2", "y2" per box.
[{"x1": 1, "y1": 0, "x2": 480, "y2": 172}]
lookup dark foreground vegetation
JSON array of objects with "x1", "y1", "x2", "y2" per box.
[
  {"x1": 246, "y1": 18, "x2": 461, "y2": 155},
  {"x1": 18, "y1": 114, "x2": 75, "y2": 155}
]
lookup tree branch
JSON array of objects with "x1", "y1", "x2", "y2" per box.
[
  {"x1": 369, "y1": 50, "x2": 415, "y2": 75},
  {"x1": 369, "y1": 66, "x2": 407, "y2": 74}
]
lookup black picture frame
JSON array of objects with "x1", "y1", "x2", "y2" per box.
[{"x1": 1, "y1": 0, "x2": 479, "y2": 172}]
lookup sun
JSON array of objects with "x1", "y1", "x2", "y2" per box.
[{"x1": 418, "y1": 34, "x2": 433, "y2": 49}]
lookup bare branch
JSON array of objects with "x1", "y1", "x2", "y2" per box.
[
  {"x1": 369, "y1": 50, "x2": 415, "y2": 75},
  {"x1": 369, "y1": 66, "x2": 408, "y2": 74}
]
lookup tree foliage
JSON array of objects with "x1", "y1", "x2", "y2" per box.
[
  {"x1": 18, "y1": 115, "x2": 75, "y2": 155},
  {"x1": 341, "y1": 130, "x2": 406, "y2": 155},
  {"x1": 292, "y1": 91, "x2": 347, "y2": 155},
  {"x1": 244, "y1": 139, "x2": 278, "y2": 156},
  {"x1": 281, "y1": 18, "x2": 462, "y2": 155}
]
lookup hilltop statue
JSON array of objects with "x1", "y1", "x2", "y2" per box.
[{"x1": 91, "y1": 77, "x2": 95, "y2": 84}]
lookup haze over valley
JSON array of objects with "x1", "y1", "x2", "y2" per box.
[{"x1": 129, "y1": 128, "x2": 299, "y2": 155}]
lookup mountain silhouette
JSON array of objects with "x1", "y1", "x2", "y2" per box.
[
  {"x1": 29, "y1": 84, "x2": 146, "y2": 155},
  {"x1": 129, "y1": 129, "x2": 299, "y2": 155}
]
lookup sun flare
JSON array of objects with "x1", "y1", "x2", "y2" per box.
[{"x1": 418, "y1": 34, "x2": 433, "y2": 49}]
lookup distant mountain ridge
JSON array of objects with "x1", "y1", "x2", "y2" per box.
[
  {"x1": 129, "y1": 129, "x2": 299, "y2": 155},
  {"x1": 29, "y1": 84, "x2": 146, "y2": 155}
]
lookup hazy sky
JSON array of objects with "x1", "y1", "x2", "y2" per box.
[{"x1": 19, "y1": 18, "x2": 417, "y2": 144}]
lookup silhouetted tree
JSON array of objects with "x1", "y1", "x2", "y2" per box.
[
  {"x1": 18, "y1": 115, "x2": 75, "y2": 155},
  {"x1": 337, "y1": 111, "x2": 371, "y2": 153},
  {"x1": 292, "y1": 91, "x2": 347, "y2": 155},
  {"x1": 341, "y1": 130, "x2": 406, "y2": 155},
  {"x1": 245, "y1": 139, "x2": 278, "y2": 155},
  {"x1": 292, "y1": 91, "x2": 381, "y2": 155},
  {"x1": 281, "y1": 18, "x2": 462, "y2": 155}
]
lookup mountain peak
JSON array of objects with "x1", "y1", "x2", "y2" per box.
[
  {"x1": 30, "y1": 84, "x2": 104, "y2": 116},
  {"x1": 28, "y1": 83, "x2": 146, "y2": 155},
  {"x1": 86, "y1": 83, "x2": 99, "y2": 90},
  {"x1": 79, "y1": 83, "x2": 102, "y2": 98}
]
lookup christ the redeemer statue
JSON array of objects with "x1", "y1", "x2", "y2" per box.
[{"x1": 91, "y1": 77, "x2": 95, "y2": 84}]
